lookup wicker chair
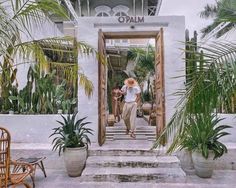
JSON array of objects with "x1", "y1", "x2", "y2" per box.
[{"x1": 0, "y1": 127, "x2": 33, "y2": 188}]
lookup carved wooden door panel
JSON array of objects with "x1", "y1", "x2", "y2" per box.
[
  {"x1": 155, "y1": 28, "x2": 165, "y2": 136},
  {"x1": 98, "y1": 29, "x2": 107, "y2": 146}
]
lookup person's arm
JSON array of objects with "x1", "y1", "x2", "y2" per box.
[{"x1": 120, "y1": 85, "x2": 127, "y2": 95}]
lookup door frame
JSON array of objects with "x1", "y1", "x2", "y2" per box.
[{"x1": 98, "y1": 30, "x2": 165, "y2": 145}]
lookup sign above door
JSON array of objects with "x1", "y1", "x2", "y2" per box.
[{"x1": 118, "y1": 16, "x2": 144, "y2": 24}]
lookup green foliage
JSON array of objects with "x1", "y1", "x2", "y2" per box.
[
  {"x1": 0, "y1": 0, "x2": 95, "y2": 114},
  {"x1": 180, "y1": 114, "x2": 231, "y2": 159},
  {"x1": 128, "y1": 45, "x2": 155, "y2": 84},
  {"x1": 7, "y1": 64, "x2": 78, "y2": 114},
  {"x1": 152, "y1": 41, "x2": 236, "y2": 153},
  {"x1": 49, "y1": 112, "x2": 93, "y2": 156},
  {"x1": 142, "y1": 90, "x2": 152, "y2": 102},
  {"x1": 200, "y1": 0, "x2": 236, "y2": 38},
  {"x1": 128, "y1": 45, "x2": 155, "y2": 104}
]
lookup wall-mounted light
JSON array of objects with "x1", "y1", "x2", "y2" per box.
[{"x1": 130, "y1": 25, "x2": 135, "y2": 29}]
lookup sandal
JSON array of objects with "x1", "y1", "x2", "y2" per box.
[
  {"x1": 130, "y1": 132, "x2": 136, "y2": 139},
  {"x1": 126, "y1": 129, "x2": 129, "y2": 135}
]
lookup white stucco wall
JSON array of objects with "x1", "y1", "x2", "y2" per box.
[
  {"x1": 77, "y1": 16, "x2": 186, "y2": 142},
  {"x1": 0, "y1": 115, "x2": 62, "y2": 143}
]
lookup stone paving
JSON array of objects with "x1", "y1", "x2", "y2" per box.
[
  {"x1": 19, "y1": 169, "x2": 236, "y2": 188},
  {"x1": 12, "y1": 118, "x2": 236, "y2": 188}
]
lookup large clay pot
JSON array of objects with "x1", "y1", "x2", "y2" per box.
[
  {"x1": 107, "y1": 114, "x2": 115, "y2": 126},
  {"x1": 192, "y1": 151, "x2": 214, "y2": 178},
  {"x1": 142, "y1": 102, "x2": 152, "y2": 115},
  {"x1": 64, "y1": 146, "x2": 87, "y2": 177}
]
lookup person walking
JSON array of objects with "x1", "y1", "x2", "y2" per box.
[
  {"x1": 111, "y1": 83, "x2": 122, "y2": 122},
  {"x1": 120, "y1": 78, "x2": 141, "y2": 138}
]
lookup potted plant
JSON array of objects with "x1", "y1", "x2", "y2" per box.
[
  {"x1": 180, "y1": 113, "x2": 231, "y2": 178},
  {"x1": 50, "y1": 112, "x2": 93, "y2": 177}
]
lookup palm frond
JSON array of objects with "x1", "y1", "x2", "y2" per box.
[
  {"x1": 200, "y1": 0, "x2": 236, "y2": 38},
  {"x1": 200, "y1": 3, "x2": 218, "y2": 19},
  {"x1": 153, "y1": 42, "x2": 236, "y2": 153}
]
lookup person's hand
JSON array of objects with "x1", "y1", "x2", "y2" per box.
[{"x1": 114, "y1": 97, "x2": 117, "y2": 101}]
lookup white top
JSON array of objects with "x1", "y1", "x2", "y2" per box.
[{"x1": 121, "y1": 85, "x2": 141, "y2": 103}]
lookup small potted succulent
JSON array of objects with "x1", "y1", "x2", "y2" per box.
[{"x1": 50, "y1": 112, "x2": 93, "y2": 177}]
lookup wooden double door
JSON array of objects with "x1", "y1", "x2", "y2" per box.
[{"x1": 98, "y1": 29, "x2": 165, "y2": 146}]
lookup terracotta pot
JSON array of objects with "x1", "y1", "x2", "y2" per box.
[
  {"x1": 64, "y1": 146, "x2": 87, "y2": 177},
  {"x1": 142, "y1": 102, "x2": 152, "y2": 115},
  {"x1": 192, "y1": 151, "x2": 214, "y2": 178},
  {"x1": 149, "y1": 112, "x2": 156, "y2": 126},
  {"x1": 107, "y1": 114, "x2": 115, "y2": 126}
]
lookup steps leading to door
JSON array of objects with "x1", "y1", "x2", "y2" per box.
[
  {"x1": 106, "y1": 124, "x2": 156, "y2": 141},
  {"x1": 86, "y1": 156, "x2": 180, "y2": 168},
  {"x1": 81, "y1": 167, "x2": 185, "y2": 183},
  {"x1": 81, "y1": 152, "x2": 185, "y2": 183}
]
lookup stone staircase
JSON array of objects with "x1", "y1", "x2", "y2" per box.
[
  {"x1": 106, "y1": 119, "x2": 156, "y2": 141},
  {"x1": 79, "y1": 118, "x2": 186, "y2": 183},
  {"x1": 80, "y1": 143, "x2": 186, "y2": 183}
]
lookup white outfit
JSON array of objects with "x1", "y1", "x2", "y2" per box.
[
  {"x1": 121, "y1": 85, "x2": 141, "y2": 132},
  {"x1": 121, "y1": 85, "x2": 141, "y2": 102}
]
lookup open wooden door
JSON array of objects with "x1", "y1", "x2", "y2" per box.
[
  {"x1": 98, "y1": 29, "x2": 107, "y2": 146},
  {"x1": 155, "y1": 28, "x2": 165, "y2": 136}
]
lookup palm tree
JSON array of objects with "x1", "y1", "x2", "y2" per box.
[
  {"x1": 0, "y1": 0, "x2": 94, "y2": 112},
  {"x1": 152, "y1": 1, "x2": 236, "y2": 152},
  {"x1": 128, "y1": 44, "x2": 155, "y2": 101},
  {"x1": 200, "y1": 0, "x2": 236, "y2": 38}
]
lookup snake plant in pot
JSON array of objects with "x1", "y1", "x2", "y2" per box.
[
  {"x1": 180, "y1": 113, "x2": 231, "y2": 178},
  {"x1": 50, "y1": 112, "x2": 93, "y2": 177}
]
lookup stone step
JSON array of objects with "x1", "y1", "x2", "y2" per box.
[
  {"x1": 106, "y1": 134, "x2": 156, "y2": 141},
  {"x1": 58, "y1": 182, "x2": 236, "y2": 188},
  {"x1": 81, "y1": 167, "x2": 186, "y2": 182},
  {"x1": 106, "y1": 132, "x2": 156, "y2": 135},
  {"x1": 106, "y1": 127, "x2": 155, "y2": 131},
  {"x1": 106, "y1": 128, "x2": 156, "y2": 131},
  {"x1": 113, "y1": 134, "x2": 148, "y2": 140},
  {"x1": 86, "y1": 156, "x2": 180, "y2": 168},
  {"x1": 88, "y1": 149, "x2": 165, "y2": 156}
]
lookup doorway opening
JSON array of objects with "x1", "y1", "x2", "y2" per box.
[{"x1": 98, "y1": 30, "x2": 165, "y2": 146}]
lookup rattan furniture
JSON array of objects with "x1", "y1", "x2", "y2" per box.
[{"x1": 0, "y1": 127, "x2": 33, "y2": 188}]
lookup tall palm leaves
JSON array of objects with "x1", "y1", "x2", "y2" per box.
[
  {"x1": 153, "y1": 42, "x2": 236, "y2": 152},
  {"x1": 152, "y1": 0, "x2": 236, "y2": 152},
  {"x1": 128, "y1": 45, "x2": 155, "y2": 101},
  {"x1": 128, "y1": 45, "x2": 155, "y2": 83},
  {"x1": 0, "y1": 0, "x2": 94, "y2": 112},
  {"x1": 0, "y1": 0, "x2": 68, "y2": 57},
  {"x1": 200, "y1": 0, "x2": 236, "y2": 38}
]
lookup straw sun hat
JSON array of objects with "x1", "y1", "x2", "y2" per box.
[{"x1": 124, "y1": 78, "x2": 138, "y2": 88}]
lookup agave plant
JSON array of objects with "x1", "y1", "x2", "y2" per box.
[
  {"x1": 180, "y1": 113, "x2": 231, "y2": 159},
  {"x1": 50, "y1": 112, "x2": 93, "y2": 156}
]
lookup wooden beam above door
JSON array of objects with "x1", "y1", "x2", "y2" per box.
[{"x1": 103, "y1": 31, "x2": 159, "y2": 39}]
